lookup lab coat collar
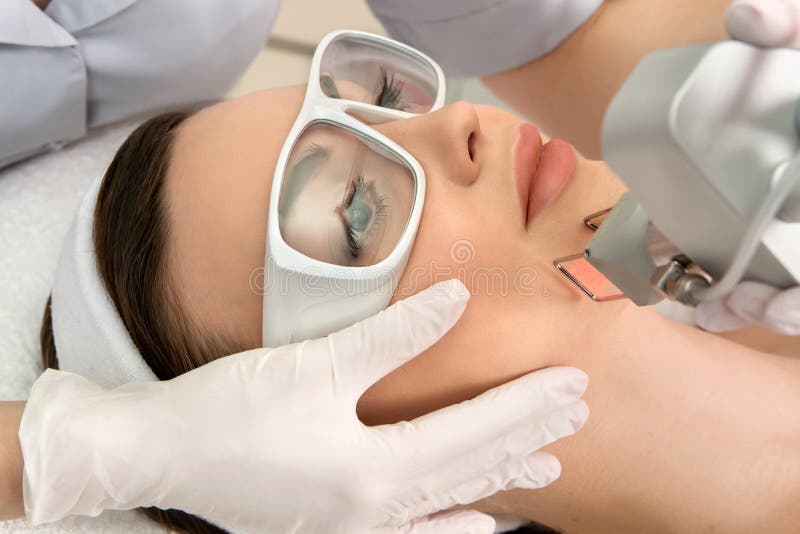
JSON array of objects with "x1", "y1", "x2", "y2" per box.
[
  {"x1": 0, "y1": 0, "x2": 76, "y2": 47},
  {"x1": 45, "y1": 0, "x2": 138, "y2": 33}
]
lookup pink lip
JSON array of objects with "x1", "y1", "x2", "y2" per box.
[{"x1": 513, "y1": 123, "x2": 577, "y2": 227}]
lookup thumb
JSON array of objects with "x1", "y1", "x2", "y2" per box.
[
  {"x1": 726, "y1": 0, "x2": 800, "y2": 48},
  {"x1": 325, "y1": 279, "x2": 470, "y2": 397}
]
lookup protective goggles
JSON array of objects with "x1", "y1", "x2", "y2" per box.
[{"x1": 262, "y1": 30, "x2": 446, "y2": 347}]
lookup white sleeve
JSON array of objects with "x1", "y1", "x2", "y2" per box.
[
  {"x1": 0, "y1": 0, "x2": 87, "y2": 169},
  {"x1": 0, "y1": 0, "x2": 280, "y2": 170},
  {"x1": 367, "y1": 0, "x2": 603, "y2": 77},
  {"x1": 46, "y1": 0, "x2": 281, "y2": 128}
]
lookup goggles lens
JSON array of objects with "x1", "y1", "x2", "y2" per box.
[
  {"x1": 277, "y1": 122, "x2": 416, "y2": 267},
  {"x1": 319, "y1": 34, "x2": 439, "y2": 113}
]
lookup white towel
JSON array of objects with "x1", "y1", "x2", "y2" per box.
[{"x1": 0, "y1": 117, "x2": 161, "y2": 533}]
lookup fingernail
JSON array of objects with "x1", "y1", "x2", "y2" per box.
[
  {"x1": 545, "y1": 367, "x2": 589, "y2": 398},
  {"x1": 569, "y1": 370, "x2": 590, "y2": 397},
  {"x1": 765, "y1": 307, "x2": 800, "y2": 331},
  {"x1": 514, "y1": 457, "x2": 561, "y2": 490},
  {"x1": 764, "y1": 319, "x2": 800, "y2": 336},
  {"x1": 430, "y1": 279, "x2": 471, "y2": 301},
  {"x1": 764, "y1": 290, "x2": 800, "y2": 335},
  {"x1": 562, "y1": 369, "x2": 590, "y2": 398},
  {"x1": 547, "y1": 400, "x2": 590, "y2": 437},
  {"x1": 727, "y1": 0, "x2": 795, "y2": 47},
  {"x1": 567, "y1": 400, "x2": 590, "y2": 432}
]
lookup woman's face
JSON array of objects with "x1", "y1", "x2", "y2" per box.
[{"x1": 165, "y1": 85, "x2": 627, "y2": 419}]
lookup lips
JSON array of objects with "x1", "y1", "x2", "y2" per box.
[{"x1": 513, "y1": 123, "x2": 577, "y2": 226}]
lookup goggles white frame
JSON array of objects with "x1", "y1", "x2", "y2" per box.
[{"x1": 262, "y1": 30, "x2": 447, "y2": 347}]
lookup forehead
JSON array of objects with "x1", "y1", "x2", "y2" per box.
[{"x1": 164, "y1": 85, "x2": 305, "y2": 343}]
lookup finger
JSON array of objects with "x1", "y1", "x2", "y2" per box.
[
  {"x1": 726, "y1": 0, "x2": 800, "y2": 48},
  {"x1": 695, "y1": 297, "x2": 752, "y2": 332},
  {"x1": 725, "y1": 281, "x2": 781, "y2": 323},
  {"x1": 375, "y1": 367, "x2": 588, "y2": 471},
  {"x1": 386, "y1": 510, "x2": 496, "y2": 534},
  {"x1": 380, "y1": 402, "x2": 584, "y2": 526},
  {"x1": 402, "y1": 451, "x2": 563, "y2": 523},
  {"x1": 763, "y1": 286, "x2": 800, "y2": 335},
  {"x1": 408, "y1": 402, "x2": 586, "y2": 507},
  {"x1": 324, "y1": 279, "x2": 469, "y2": 395}
]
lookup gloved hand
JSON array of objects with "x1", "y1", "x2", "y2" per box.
[
  {"x1": 696, "y1": 0, "x2": 800, "y2": 336},
  {"x1": 726, "y1": 0, "x2": 800, "y2": 48},
  {"x1": 19, "y1": 280, "x2": 589, "y2": 534},
  {"x1": 695, "y1": 1, "x2": 800, "y2": 335},
  {"x1": 696, "y1": 282, "x2": 800, "y2": 335}
]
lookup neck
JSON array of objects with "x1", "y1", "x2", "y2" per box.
[{"x1": 536, "y1": 299, "x2": 800, "y2": 532}]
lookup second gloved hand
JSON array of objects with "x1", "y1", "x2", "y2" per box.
[
  {"x1": 19, "y1": 280, "x2": 589, "y2": 534},
  {"x1": 697, "y1": 0, "x2": 800, "y2": 335},
  {"x1": 696, "y1": 281, "x2": 800, "y2": 335}
]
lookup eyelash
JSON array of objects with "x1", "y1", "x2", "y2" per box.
[
  {"x1": 377, "y1": 67, "x2": 407, "y2": 110},
  {"x1": 301, "y1": 143, "x2": 388, "y2": 260},
  {"x1": 341, "y1": 176, "x2": 388, "y2": 260}
]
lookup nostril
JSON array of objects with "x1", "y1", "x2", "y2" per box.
[{"x1": 467, "y1": 133, "x2": 476, "y2": 161}]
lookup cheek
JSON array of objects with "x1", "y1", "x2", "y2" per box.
[
  {"x1": 364, "y1": 191, "x2": 570, "y2": 425},
  {"x1": 388, "y1": 161, "x2": 596, "y2": 335},
  {"x1": 392, "y1": 176, "x2": 525, "y2": 303}
]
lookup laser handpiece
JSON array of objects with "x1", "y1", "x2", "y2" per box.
[{"x1": 556, "y1": 41, "x2": 800, "y2": 307}]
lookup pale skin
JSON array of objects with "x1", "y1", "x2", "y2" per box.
[{"x1": 2, "y1": 0, "x2": 797, "y2": 529}]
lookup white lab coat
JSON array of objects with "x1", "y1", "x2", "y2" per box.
[
  {"x1": 367, "y1": 0, "x2": 603, "y2": 77},
  {"x1": 0, "y1": 0, "x2": 279, "y2": 169},
  {"x1": 1, "y1": 0, "x2": 599, "y2": 169}
]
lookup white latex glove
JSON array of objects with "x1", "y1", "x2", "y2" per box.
[
  {"x1": 726, "y1": 0, "x2": 800, "y2": 48},
  {"x1": 696, "y1": 281, "x2": 800, "y2": 335},
  {"x1": 695, "y1": 1, "x2": 800, "y2": 335},
  {"x1": 19, "y1": 280, "x2": 589, "y2": 534}
]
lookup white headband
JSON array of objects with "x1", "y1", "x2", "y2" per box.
[{"x1": 51, "y1": 175, "x2": 158, "y2": 388}]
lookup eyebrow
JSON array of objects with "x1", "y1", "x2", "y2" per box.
[{"x1": 279, "y1": 147, "x2": 329, "y2": 217}]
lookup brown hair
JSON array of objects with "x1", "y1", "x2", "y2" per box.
[{"x1": 40, "y1": 111, "x2": 248, "y2": 534}]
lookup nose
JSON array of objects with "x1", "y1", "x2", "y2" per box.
[{"x1": 373, "y1": 101, "x2": 481, "y2": 186}]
